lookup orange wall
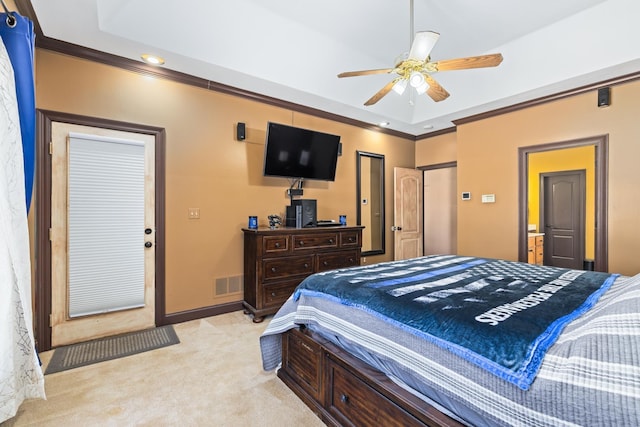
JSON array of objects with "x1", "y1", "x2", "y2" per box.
[
  {"x1": 35, "y1": 50, "x2": 414, "y2": 313},
  {"x1": 415, "y1": 131, "x2": 457, "y2": 166},
  {"x1": 528, "y1": 146, "x2": 595, "y2": 259},
  {"x1": 452, "y1": 81, "x2": 640, "y2": 276}
]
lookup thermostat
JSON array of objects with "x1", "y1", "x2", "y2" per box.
[{"x1": 461, "y1": 192, "x2": 471, "y2": 201}]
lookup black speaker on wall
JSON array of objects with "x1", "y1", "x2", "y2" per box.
[
  {"x1": 291, "y1": 199, "x2": 317, "y2": 227},
  {"x1": 236, "y1": 122, "x2": 246, "y2": 140},
  {"x1": 597, "y1": 87, "x2": 610, "y2": 108}
]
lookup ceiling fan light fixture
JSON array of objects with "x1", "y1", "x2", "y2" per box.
[
  {"x1": 392, "y1": 79, "x2": 408, "y2": 95},
  {"x1": 415, "y1": 80, "x2": 430, "y2": 95},
  {"x1": 409, "y1": 71, "x2": 425, "y2": 88}
]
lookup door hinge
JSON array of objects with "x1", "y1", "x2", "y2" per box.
[
  {"x1": 49, "y1": 314, "x2": 52, "y2": 327},
  {"x1": 49, "y1": 141, "x2": 53, "y2": 155},
  {"x1": 48, "y1": 228, "x2": 52, "y2": 241}
]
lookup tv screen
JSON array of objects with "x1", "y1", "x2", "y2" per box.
[{"x1": 263, "y1": 122, "x2": 340, "y2": 181}]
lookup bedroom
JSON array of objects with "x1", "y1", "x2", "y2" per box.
[{"x1": 1, "y1": 0, "x2": 639, "y2": 425}]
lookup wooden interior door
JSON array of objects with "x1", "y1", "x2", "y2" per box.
[
  {"x1": 540, "y1": 170, "x2": 586, "y2": 269},
  {"x1": 393, "y1": 167, "x2": 423, "y2": 260},
  {"x1": 50, "y1": 122, "x2": 156, "y2": 347}
]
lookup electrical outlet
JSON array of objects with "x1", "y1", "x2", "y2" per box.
[{"x1": 188, "y1": 208, "x2": 200, "y2": 219}]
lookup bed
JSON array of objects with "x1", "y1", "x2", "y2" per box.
[{"x1": 260, "y1": 255, "x2": 640, "y2": 426}]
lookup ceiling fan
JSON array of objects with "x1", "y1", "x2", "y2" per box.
[{"x1": 337, "y1": 3, "x2": 503, "y2": 106}]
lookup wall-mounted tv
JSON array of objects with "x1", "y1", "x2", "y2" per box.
[{"x1": 263, "y1": 122, "x2": 340, "y2": 181}]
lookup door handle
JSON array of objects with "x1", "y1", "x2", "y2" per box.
[
  {"x1": 391, "y1": 226, "x2": 402, "y2": 231},
  {"x1": 144, "y1": 228, "x2": 153, "y2": 234},
  {"x1": 144, "y1": 241, "x2": 153, "y2": 248}
]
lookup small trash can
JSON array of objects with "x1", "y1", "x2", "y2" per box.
[{"x1": 583, "y1": 259, "x2": 595, "y2": 271}]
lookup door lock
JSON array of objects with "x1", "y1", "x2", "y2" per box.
[
  {"x1": 144, "y1": 241, "x2": 153, "y2": 248},
  {"x1": 391, "y1": 226, "x2": 403, "y2": 231}
]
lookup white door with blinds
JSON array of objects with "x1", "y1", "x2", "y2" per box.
[{"x1": 51, "y1": 123, "x2": 156, "y2": 347}]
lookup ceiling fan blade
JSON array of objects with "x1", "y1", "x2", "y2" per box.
[
  {"x1": 364, "y1": 79, "x2": 398, "y2": 106},
  {"x1": 408, "y1": 31, "x2": 440, "y2": 61},
  {"x1": 423, "y1": 74, "x2": 450, "y2": 102},
  {"x1": 338, "y1": 68, "x2": 394, "y2": 78},
  {"x1": 433, "y1": 53, "x2": 503, "y2": 71}
]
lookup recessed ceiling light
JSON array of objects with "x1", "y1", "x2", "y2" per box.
[
  {"x1": 423, "y1": 124, "x2": 434, "y2": 129},
  {"x1": 379, "y1": 121, "x2": 390, "y2": 127},
  {"x1": 141, "y1": 54, "x2": 165, "y2": 65}
]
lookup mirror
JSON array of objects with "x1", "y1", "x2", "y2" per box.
[{"x1": 357, "y1": 151, "x2": 385, "y2": 255}]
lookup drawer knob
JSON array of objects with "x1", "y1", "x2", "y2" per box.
[
  {"x1": 304, "y1": 263, "x2": 309, "y2": 268},
  {"x1": 275, "y1": 242, "x2": 280, "y2": 248},
  {"x1": 271, "y1": 292, "x2": 276, "y2": 297},
  {"x1": 328, "y1": 239, "x2": 334, "y2": 244},
  {"x1": 349, "y1": 258, "x2": 354, "y2": 263},
  {"x1": 348, "y1": 237, "x2": 354, "y2": 242},
  {"x1": 340, "y1": 394, "x2": 349, "y2": 404},
  {"x1": 271, "y1": 267, "x2": 277, "y2": 273},
  {"x1": 299, "y1": 241, "x2": 304, "y2": 246},
  {"x1": 323, "y1": 261, "x2": 329, "y2": 266}
]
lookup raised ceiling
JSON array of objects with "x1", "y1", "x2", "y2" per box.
[{"x1": 28, "y1": 0, "x2": 640, "y2": 136}]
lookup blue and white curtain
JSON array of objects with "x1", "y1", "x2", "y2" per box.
[{"x1": 0, "y1": 10, "x2": 45, "y2": 423}]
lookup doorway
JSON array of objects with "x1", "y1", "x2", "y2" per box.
[
  {"x1": 518, "y1": 135, "x2": 608, "y2": 272},
  {"x1": 50, "y1": 126, "x2": 156, "y2": 346},
  {"x1": 35, "y1": 110, "x2": 166, "y2": 351},
  {"x1": 540, "y1": 170, "x2": 586, "y2": 269},
  {"x1": 422, "y1": 162, "x2": 457, "y2": 256}
]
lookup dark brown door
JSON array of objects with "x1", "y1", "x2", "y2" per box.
[{"x1": 540, "y1": 170, "x2": 586, "y2": 269}]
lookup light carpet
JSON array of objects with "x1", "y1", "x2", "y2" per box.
[{"x1": 2, "y1": 311, "x2": 324, "y2": 426}]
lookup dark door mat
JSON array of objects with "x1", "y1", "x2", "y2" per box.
[{"x1": 45, "y1": 325, "x2": 179, "y2": 374}]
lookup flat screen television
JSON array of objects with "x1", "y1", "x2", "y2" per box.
[{"x1": 263, "y1": 122, "x2": 340, "y2": 181}]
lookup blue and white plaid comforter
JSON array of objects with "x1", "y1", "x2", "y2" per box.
[{"x1": 260, "y1": 256, "x2": 640, "y2": 426}]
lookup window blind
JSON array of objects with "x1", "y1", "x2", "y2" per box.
[{"x1": 67, "y1": 132, "x2": 146, "y2": 318}]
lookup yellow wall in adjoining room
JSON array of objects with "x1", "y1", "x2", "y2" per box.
[
  {"x1": 35, "y1": 49, "x2": 415, "y2": 314},
  {"x1": 528, "y1": 146, "x2": 595, "y2": 260}
]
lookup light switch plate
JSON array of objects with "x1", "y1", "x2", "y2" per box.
[
  {"x1": 461, "y1": 192, "x2": 471, "y2": 201},
  {"x1": 481, "y1": 194, "x2": 496, "y2": 203}
]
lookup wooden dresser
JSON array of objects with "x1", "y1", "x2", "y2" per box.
[
  {"x1": 527, "y1": 233, "x2": 544, "y2": 265},
  {"x1": 242, "y1": 226, "x2": 363, "y2": 322}
]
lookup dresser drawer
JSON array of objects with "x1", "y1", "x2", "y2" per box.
[
  {"x1": 340, "y1": 231, "x2": 360, "y2": 247},
  {"x1": 263, "y1": 235, "x2": 289, "y2": 254},
  {"x1": 283, "y1": 328, "x2": 323, "y2": 401},
  {"x1": 293, "y1": 233, "x2": 339, "y2": 251},
  {"x1": 263, "y1": 256, "x2": 313, "y2": 280},
  {"x1": 327, "y1": 357, "x2": 423, "y2": 427},
  {"x1": 317, "y1": 250, "x2": 359, "y2": 272},
  {"x1": 262, "y1": 279, "x2": 301, "y2": 307}
]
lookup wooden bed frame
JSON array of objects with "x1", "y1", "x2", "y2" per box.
[{"x1": 278, "y1": 326, "x2": 465, "y2": 427}]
